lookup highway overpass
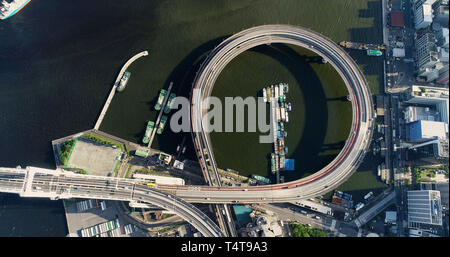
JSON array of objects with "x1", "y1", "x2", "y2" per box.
[
  {"x1": 0, "y1": 25, "x2": 374, "y2": 236},
  {"x1": 0, "y1": 167, "x2": 224, "y2": 237},
  {"x1": 179, "y1": 24, "x2": 375, "y2": 201}
]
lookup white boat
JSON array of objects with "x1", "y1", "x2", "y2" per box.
[
  {"x1": 262, "y1": 88, "x2": 267, "y2": 102},
  {"x1": 0, "y1": 0, "x2": 32, "y2": 20},
  {"x1": 285, "y1": 110, "x2": 289, "y2": 122},
  {"x1": 275, "y1": 85, "x2": 279, "y2": 100}
]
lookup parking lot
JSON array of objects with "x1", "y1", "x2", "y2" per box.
[{"x1": 66, "y1": 138, "x2": 122, "y2": 176}]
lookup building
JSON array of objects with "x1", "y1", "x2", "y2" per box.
[
  {"x1": 407, "y1": 190, "x2": 443, "y2": 230},
  {"x1": 413, "y1": 0, "x2": 437, "y2": 11},
  {"x1": 393, "y1": 48, "x2": 406, "y2": 57},
  {"x1": 418, "y1": 67, "x2": 440, "y2": 81},
  {"x1": 437, "y1": 67, "x2": 449, "y2": 84},
  {"x1": 415, "y1": 33, "x2": 439, "y2": 70},
  {"x1": 432, "y1": 1, "x2": 449, "y2": 27},
  {"x1": 385, "y1": 211, "x2": 397, "y2": 224},
  {"x1": 408, "y1": 138, "x2": 449, "y2": 163},
  {"x1": 132, "y1": 173, "x2": 185, "y2": 185},
  {"x1": 415, "y1": 3, "x2": 434, "y2": 29},
  {"x1": 404, "y1": 106, "x2": 441, "y2": 123},
  {"x1": 420, "y1": 182, "x2": 449, "y2": 210},
  {"x1": 293, "y1": 199, "x2": 333, "y2": 216},
  {"x1": 415, "y1": 31, "x2": 448, "y2": 82},
  {"x1": 376, "y1": 95, "x2": 385, "y2": 116},
  {"x1": 407, "y1": 120, "x2": 447, "y2": 142},
  {"x1": 391, "y1": 11, "x2": 405, "y2": 27},
  {"x1": 134, "y1": 149, "x2": 149, "y2": 158},
  {"x1": 435, "y1": 28, "x2": 449, "y2": 48},
  {"x1": 404, "y1": 85, "x2": 449, "y2": 124},
  {"x1": 403, "y1": 106, "x2": 441, "y2": 123},
  {"x1": 172, "y1": 160, "x2": 184, "y2": 170}
]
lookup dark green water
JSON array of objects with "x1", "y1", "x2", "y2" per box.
[{"x1": 0, "y1": 0, "x2": 383, "y2": 235}]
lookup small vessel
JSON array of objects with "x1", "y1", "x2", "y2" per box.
[
  {"x1": 271, "y1": 153, "x2": 276, "y2": 174},
  {"x1": 276, "y1": 107, "x2": 281, "y2": 122},
  {"x1": 367, "y1": 49, "x2": 383, "y2": 56},
  {"x1": 0, "y1": 0, "x2": 32, "y2": 20},
  {"x1": 285, "y1": 146, "x2": 288, "y2": 154},
  {"x1": 157, "y1": 115, "x2": 168, "y2": 134},
  {"x1": 182, "y1": 146, "x2": 187, "y2": 154},
  {"x1": 340, "y1": 41, "x2": 386, "y2": 50},
  {"x1": 284, "y1": 84, "x2": 289, "y2": 93},
  {"x1": 285, "y1": 111, "x2": 289, "y2": 123},
  {"x1": 278, "y1": 139, "x2": 285, "y2": 154},
  {"x1": 287, "y1": 102, "x2": 292, "y2": 111},
  {"x1": 279, "y1": 155, "x2": 285, "y2": 170},
  {"x1": 275, "y1": 85, "x2": 279, "y2": 100},
  {"x1": 262, "y1": 88, "x2": 267, "y2": 102},
  {"x1": 176, "y1": 145, "x2": 181, "y2": 153},
  {"x1": 154, "y1": 89, "x2": 167, "y2": 111},
  {"x1": 116, "y1": 71, "x2": 131, "y2": 92},
  {"x1": 281, "y1": 107, "x2": 286, "y2": 121},
  {"x1": 164, "y1": 93, "x2": 177, "y2": 114},
  {"x1": 142, "y1": 121, "x2": 155, "y2": 144},
  {"x1": 266, "y1": 87, "x2": 271, "y2": 100},
  {"x1": 251, "y1": 174, "x2": 271, "y2": 184},
  {"x1": 279, "y1": 84, "x2": 284, "y2": 102}
]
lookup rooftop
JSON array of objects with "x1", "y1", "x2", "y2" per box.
[
  {"x1": 407, "y1": 190, "x2": 443, "y2": 227},
  {"x1": 411, "y1": 85, "x2": 449, "y2": 99},
  {"x1": 391, "y1": 11, "x2": 405, "y2": 27}
]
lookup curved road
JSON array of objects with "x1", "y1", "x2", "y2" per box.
[
  {"x1": 161, "y1": 24, "x2": 375, "y2": 203},
  {"x1": 0, "y1": 25, "x2": 375, "y2": 236}
]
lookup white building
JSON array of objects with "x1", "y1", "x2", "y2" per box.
[
  {"x1": 407, "y1": 120, "x2": 448, "y2": 142},
  {"x1": 415, "y1": 3, "x2": 434, "y2": 29},
  {"x1": 385, "y1": 211, "x2": 397, "y2": 224},
  {"x1": 393, "y1": 48, "x2": 406, "y2": 57},
  {"x1": 405, "y1": 85, "x2": 449, "y2": 124},
  {"x1": 407, "y1": 190, "x2": 443, "y2": 230},
  {"x1": 132, "y1": 173, "x2": 185, "y2": 185}
]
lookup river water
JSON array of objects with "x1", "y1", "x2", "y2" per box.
[{"x1": 0, "y1": 0, "x2": 382, "y2": 236}]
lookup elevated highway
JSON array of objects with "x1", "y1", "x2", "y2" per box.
[
  {"x1": 0, "y1": 25, "x2": 374, "y2": 236},
  {"x1": 0, "y1": 167, "x2": 224, "y2": 237},
  {"x1": 178, "y1": 24, "x2": 374, "y2": 201}
]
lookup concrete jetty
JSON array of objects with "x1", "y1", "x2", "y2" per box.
[
  {"x1": 94, "y1": 50, "x2": 149, "y2": 130},
  {"x1": 147, "y1": 82, "x2": 173, "y2": 148}
]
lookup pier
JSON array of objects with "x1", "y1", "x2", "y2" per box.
[
  {"x1": 94, "y1": 50, "x2": 149, "y2": 130},
  {"x1": 147, "y1": 82, "x2": 174, "y2": 148},
  {"x1": 270, "y1": 95, "x2": 280, "y2": 184}
]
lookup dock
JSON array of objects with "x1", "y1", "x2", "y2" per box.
[
  {"x1": 270, "y1": 95, "x2": 280, "y2": 183},
  {"x1": 147, "y1": 82, "x2": 174, "y2": 148},
  {"x1": 94, "y1": 50, "x2": 149, "y2": 131}
]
